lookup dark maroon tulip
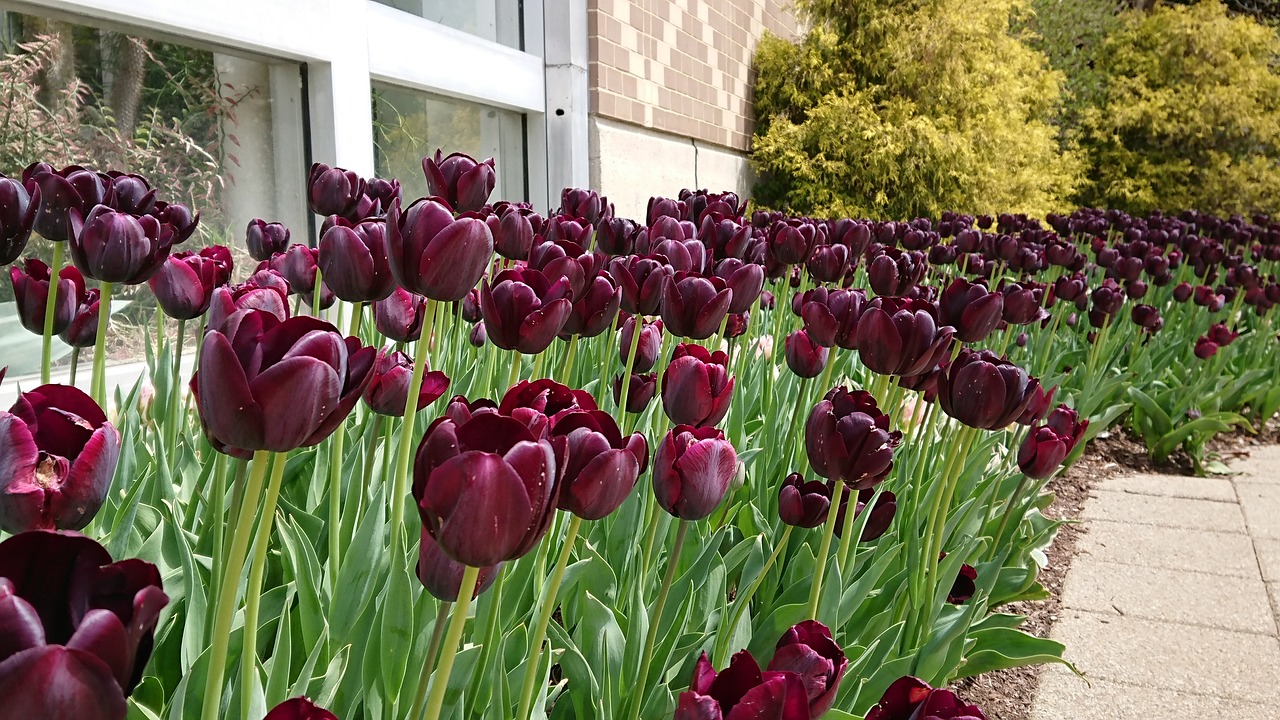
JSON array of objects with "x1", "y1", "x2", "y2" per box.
[
  {"x1": 713, "y1": 259, "x2": 765, "y2": 315},
  {"x1": 59, "y1": 286, "x2": 100, "y2": 348},
  {"x1": 375, "y1": 288, "x2": 428, "y2": 342},
  {"x1": 1208, "y1": 322, "x2": 1239, "y2": 346},
  {"x1": 0, "y1": 385, "x2": 119, "y2": 533},
  {"x1": 1173, "y1": 281, "x2": 1193, "y2": 302},
  {"x1": 559, "y1": 187, "x2": 610, "y2": 225},
  {"x1": 806, "y1": 243, "x2": 852, "y2": 283},
  {"x1": 266, "y1": 244, "x2": 332, "y2": 309},
  {"x1": 0, "y1": 530, "x2": 168, "y2": 717},
  {"x1": 551, "y1": 409, "x2": 648, "y2": 520},
  {"x1": 610, "y1": 255, "x2": 672, "y2": 316},
  {"x1": 759, "y1": 290, "x2": 776, "y2": 310},
  {"x1": 831, "y1": 487, "x2": 898, "y2": 541},
  {"x1": 414, "y1": 411, "x2": 561, "y2": 566},
  {"x1": 768, "y1": 620, "x2": 848, "y2": 717},
  {"x1": 943, "y1": 554, "x2": 978, "y2": 604},
  {"x1": 867, "y1": 248, "x2": 926, "y2": 296},
  {"x1": 778, "y1": 473, "x2": 831, "y2": 528},
  {"x1": 307, "y1": 163, "x2": 364, "y2": 218},
  {"x1": 192, "y1": 313, "x2": 377, "y2": 454},
  {"x1": 725, "y1": 311, "x2": 749, "y2": 339},
  {"x1": 0, "y1": 174, "x2": 36, "y2": 264},
  {"x1": 673, "y1": 651, "x2": 810, "y2": 720},
  {"x1": 205, "y1": 271, "x2": 290, "y2": 333},
  {"x1": 8, "y1": 258, "x2": 80, "y2": 336},
  {"x1": 1000, "y1": 282, "x2": 1047, "y2": 325},
  {"x1": 560, "y1": 270, "x2": 622, "y2": 339},
  {"x1": 480, "y1": 267, "x2": 573, "y2": 354},
  {"x1": 1018, "y1": 405, "x2": 1088, "y2": 479},
  {"x1": 415, "y1": 530, "x2": 500, "y2": 602},
  {"x1": 939, "y1": 278, "x2": 1003, "y2": 343},
  {"x1": 612, "y1": 372, "x2": 657, "y2": 414},
  {"x1": 318, "y1": 217, "x2": 395, "y2": 302},
  {"x1": 544, "y1": 214, "x2": 595, "y2": 250},
  {"x1": 487, "y1": 201, "x2": 539, "y2": 260},
  {"x1": 68, "y1": 206, "x2": 175, "y2": 284},
  {"x1": 23, "y1": 164, "x2": 108, "y2": 242},
  {"x1": 104, "y1": 172, "x2": 154, "y2": 215},
  {"x1": 661, "y1": 272, "x2": 733, "y2": 339},
  {"x1": 801, "y1": 288, "x2": 867, "y2": 349},
  {"x1": 387, "y1": 197, "x2": 493, "y2": 302},
  {"x1": 152, "y1": 201, "x2": 199, "y2": 244},
  {"x1": 805, "y1": 387, "x2": 900, "y2": 488},
  {"x1": 245, "y1": 219, "x2": 291, "y2": 262},
  {"x1": 856, "y1": 297, "x2": 955, "y2": 377},
  {"x1": 497, "y1": 379, "x2": 597, "y2": 435},
  {"x1": 148, "y1": 250, "x2": 228, "y2": 320},
  {"x1": 1016, "y1": 384, "x2": 1057, "y2": 425},
  {"x1": 767, "y1": 219, "x2": 819, "y2": 265},
  {"x1": 866, "y1": 676, "x2": 987, "y2": 720},
  {"x1": 461, "y1": 288, "x2": 483, "y2": 324},
  {"x1": 619, "y1": 316, "x2": 663, "y2": 373},
  {"x1": 785, "y1": 328, "x2": 828, "y2": 378},
  {"x1": 422, "y1": 150, "x2": 495, "y2": 213},
  {"x1": 1131, "y1": 304, "x2": 1162, "y2": 332},
  {"x1": 647, "y1": 196, "x2": 683, "y2": 225},
  {"x1": 362, "y1": 351, "x2": 450, "y2": 417},
  {"x1": 937, "y1": 349, "x2": 1040, "y2": 430},
  {"x1": 662, "y1": 343, "x2": 734, "y2": 427},
  {"x1": 596, "y1": 216, "x2": 639, "y2": 256},
  {"x1": 1194, "y1": 336, "x2": 1218, "y2": 359},
  {"x1": 262, "y1": 697, "x2": 340, "y2": 720},
  {"x1": 653, "y1": 425, "x2": 736, "y2": 521}
]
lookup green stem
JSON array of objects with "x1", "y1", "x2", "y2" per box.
[
  {"x1": 207, "y1": 452, "x2": 227, "y2": 631},
  {"x1": 560, "y1": 334, "x2": 579, "y2": 383},
  {"x1": 311, "y1": 268, "x2": 324, "y2": 318},
  {"x1": 806, "y1": 488, "x2": 842, "y2": 620},
  {"x1": 390, "y1": 300, "x2": 437, "y2": 559},
  {"x1": 419, "y1": 565, "x2": 480, "y2": 720},
  {"x1": 92, "y1": 281, "x2": 114, "y2": 406},
  {"x1": 239, "y1": 452, "x2": 289, "y2": 720},
  {"x1": 69, "y1": 346, "x2": 80, "y2": 387},
  {"x1": 40, "y1": 241, "x2": 64, "y2": 385},
  {"x1": 628, "y1": 520, "x2": 690, "y2": 720},
  {"x1": 327, "y1": 415, "x2": 348, "y2": 592},
  {"x1": 987, "y1": 473, "x2": 1032, "y2": 563},
  {"x1": 349, "y1": 301, "x2": 363, "y2": 338},
  {"x1": 506, "y1": 351, "x2": 523, "y2": 390},
  {"x1": 836, "y1": 485, "x2": 860, "y2": 573},
  {"x1": 786, "y1": 377, "x2": 812, "y2": 473},
  {"x1": 516, "y1": 514, "x2": 583, "y2": 720},
  {"x1": 616, "y1": 316, "x2": 644, "y2": 423},
  {"x1": 717, "y1": 526, "x2": 791, "y2": 665},
  {"x1": 167, "y1": 318, "x2": 186, "y2": 456},
  {"x1": 200, "y1": 449, "x2": 271, "y2": 720},
  {"x1": 409, "y1": 601, "x2": 452, "y2": 720}
]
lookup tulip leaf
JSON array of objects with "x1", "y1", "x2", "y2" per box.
[
  {"x1": 264, "y1": 597, "x2": 294, "y2": 708},
  {"x1": 849, "y1": 655, "x2": 915, "y2": 717},
  {"x1": 330, "y1": 485, "x2": 387, "y2": 639},
  {"x1": 276, "y1": 516, "x2": 328, "y2": 651},
  {"x1": 379, "y1": 553, "x2": 415, "y2": 704},
  {"x1": 746, "y1": 602, "x2": 808, "y2": 660},
  {"x1": 952, "y1": 628, "x2": 1076, "y2": 679}
]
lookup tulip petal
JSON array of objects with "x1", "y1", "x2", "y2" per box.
[
  {"x1": 0, "y1": 645, "x2": 127, "y2": 720},
  {"x1": 0, "y1": 579, "x2": 45, "y2": 662},
  {"x1": 55, "y1": 424, "x2": 120, "y2": 531},
  {"x1": 196, "y1": 332, "x2": 266, "y2": 452},
  {"x1": 65, "y1": 608, "x2": 131, "y2": 690},
  {"x1": 419, "y1": 451, "x2": 534, "y2": 567},
  {"x1": 670, "y1": 438, "x2": 736, "y2": 521},
  {"x1": 249, "y1": 357, "x2": 341, "y2": 452}
]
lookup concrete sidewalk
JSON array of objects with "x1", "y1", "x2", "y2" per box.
[{"x1": 1030, "y1": 445, "x2": 1280, "y2": 718}]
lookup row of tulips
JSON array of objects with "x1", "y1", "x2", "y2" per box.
[{"x1": 0, "y1": 150, "x2": 1277, "y2": 720}]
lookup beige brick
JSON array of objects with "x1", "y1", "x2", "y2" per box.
[
  {"x1": 1098, "y1": 474, "x2": 1237, "y2": 502},
  {"x1": 1079, "y1": 519, "x2": 1261, "y2": 578},
  {"x1": 1033, "y1": 673, "x2": 1278, "y2": 720},
  {"x1": 1082, "y1": 489, "x2": 1248, "y2": 532},
  {"x1": 1237, "y1": 482, "x2": 1280, "y2": 538}
]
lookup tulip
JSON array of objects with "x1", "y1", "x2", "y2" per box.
[
  {"x1": 1018, "y1": 405, "x2": 1088, "y2": 479},
  {"x1": 865, "y1": 676, "x2": 987, "y2": 720},
  {"x1": 1131, "y1": 304, "x2": 1162, "y2": 332},
  {"x1": 1207, "y1": 322, "x2": 1239, "y2": 346},
  {"x1": 937, "y1": 349, "x2": 1040, "y2": 430},
  {"x1": 375, "y1": 288, "x2": 429, "y2": 342},
  {"x1": 943, "y1": 554, "x2": 978, "y2": 604},
  {"x1": 806, "y1": 242, "x2": 852, "y2": 283},
  {"x1": 831, "y1": 486, "x2": 898, "y2": 541},
  {"x1": 778, "y1": 473, "x2": 831, "y2": 528},
  {"x1": 652, "y1": 425, "x2": 737, "y2": 521},
  {"x1": 362, "y1": 350, "x2": 450, "y2": 416},
  {"x1": 856, "y1": 297, "x2": 955, "y2": 377},
  {"x1": 1194, "y1": 336, "x2": 1218, "y2": 359},
  {"x1": 245, "y1": 219, "x2": 291, "y2": 262},
  {"x1": 8, "y1": 258, "x2": 80, "y2": 336},
  {"x1": 387, "y1": 197, "x2": 494, "y2": 302},
  {"x1": 867, "y1": 248, "x2": 926, "y2": 296},
  {"x1": 0, "y1": 530, "x2": 168, "y2": 718},
  {"x1": 318, "y1": 217, "x2": 395, "y2": 302},
  {"x1": 266, "y1": 244, "x2": 334, "y2": 310},
  {"x1": 660, "y1": 272, "x2": 733, "y2": 339},
  {"x1": 206, "y1": 271, "x2": 290, "y2": 333},
  {"x1": 263, "y1": 697, "x2": 340, "y2": 720},
  {"x1": 1000, "y1": 282, "x2": 1047, "y2": 325},
  {"x1": 784, "y1": 328, "x2": 829, "y2": 378},
  {"x1": 800, "y1": 288, "x2": 866, "y2": 349},
  {"x1": 148, "y1": 250, "x2": 229, "y2": 320},
  {"x1": 469, "y1": 321, "x2": 487, "y2": 347},
  {"x1": 612, "y1": 372, "x2": 657, "y2": 414},
  {"x1": 0, "y1": 384, "x2": 119, "y2": 532},
  {"x1": 69, "y1": 205, "x2": 175, "y2": 284},
  {"x1": 498, "y1": 378, "x2": 597, "y2": 429},
  {"x1": 1173, "y1": 281, "x2": 1193, "y2": 302},
  {"x1": 560, "y1": 270, "x2": 622, "y2": 339},
  {"x1": 559, "y1": 187, "x2": 610, "y2": 225},
  {"x1": 939, "y1": 278, "x2": 1003, "y2": 343},
  {"x1": 422, "y1": 150, "x2": 496, "y2": 213},
  {"x1": 480, "y1": 267, "x2": 574, "y2": 354},
  {"x1": 552, "y1": 409, "x2": 648, "y2": 519},
  {"x1": 487, "y1": 201, "x2": 539, "y2": 260},
  {"x1": 768, "y1": 621, "x2": 848, "y2": 717},
  {"x1": 805, "y1": 387, "x2": 901, "y2": 488},
  {"x1": 104, "y1": 172, "x2": 154, "y2": 215},
  {"x1": 596, "y1": 216, "x2": 639, "y2": 256},
  {"x1": 647, "y1": 196, "x2": 683, "y2": 224},
  {"x1": 713, "y1": 258, "x2": 765, "y2": 314},
  {"x1": 152, "y1": 201, "x2": 199, "y2": 243},
  {"x1": 60, "y1": 286, "x2": 101, "y2": 348},
  {"x1": 192, "y1": 313, "x2": 377, "y2": 454},
  {"x1": 0, "y1": 174, "x2": 36, "y2": 265},
  {"x1": 610, "y1": 255, "x2": 672, "y2": 316},
  {"x1": 23, "y1": 164, "x2": 108, "y2": 242},
  {"x1": 415, "y1": 530, "x2": 501, "y2": 602},
  {"x1": 307, "y1": 163, "x2": 364, "y2": 218},
  {"x1": 767, "y1": 218, "x2": 819, "y2": 265},
  {"x1": 619, "y1": 316, "x2": 663, "y2": 372},
  {"x1": 673, "y1": 651, "x2": 809, "y2": 720},
  {"x1": 662, "y1": 343, "x2": 735, "y2": 427},
  {"x1": 414, "y1": 412, "x2": 561, "y2": 566},
  {"x1": 1016, "y1": 384, "x2": 1057, "y2": 425}
]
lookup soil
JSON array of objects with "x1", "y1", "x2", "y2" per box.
[{"x1": 950, "y1": 422, "x2": 1276, "y2": 719}]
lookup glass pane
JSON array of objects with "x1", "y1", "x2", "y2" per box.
[
  {"x1": 373, "y1": 0, "x2": 523, "y2": 49},
  {"x1": 372, "y1": 82, "x2": 527, "y2": 205},
  {"x1": 0, "y1": 11, "x2": 307, "y2": 377}
]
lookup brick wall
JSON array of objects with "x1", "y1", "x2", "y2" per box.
[{"x1": 587, "y1": 0, "x2": 801, "y2": 153}]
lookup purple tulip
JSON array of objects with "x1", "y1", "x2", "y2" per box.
[
  {"x1": 939, "y1": 278, "x2": 1003, "y2": 343},
  {"x1": 800, "y1": 288, "x2": 867, "y2": 349},
  {"x1": 362, "y1": 351, "x2": 450, "y2": 417},
  {"x1": 1000, "y1": 282, "x2": 1047, "y2": 325},
  {"x1": 0, "y1": 530, "x2": 168, "y2": 718},
  {"x1": 1173, "y1": 281, "x2": 1193, "y2": 302},
  {"x1": 673, "y1": 651, "x2": 809, "y2": 720},
  {"x1": 778, "y1": 473, "x2": 831, "y2": 528},
  {"x1": 1018, "y1": 405, "x2": 1088, "y2": 479},
  {"x1": 414, "y1": 411, "x2": 562, "y2": 566},
  {"x1": 560, "y1": 270, "x2": 622, "y2": 339},
  {"x1": 867, "y1": 248, "x2": 926, "y2": 296},
  {"x1": 652, "y1": 425, "x2": 736, "y2": 521},
  {"x1": 610, "y1": 255, "x2": 672, "y2": 316},
  {"x1": 647, "y1": 196, "x2": 683, "y2": 225},
  {"x1": 806, "y1": 243, "x2": 852, "y2": 283},
  {"x1": 559, "y1": 187, "x2": 611, "y2": 225},
  {"x1": 152, "y1": 201, "x2": 199, "y2": 244},
  {"x1": 387, "y1": 197, "x2": 493, "y2": 302},
  {"x1": 148, "y1": 249, "x2": 230, "y2": 320},
  {"x1": 596, "y1": 216, "x2": 639, "y2": 256},
  {"x1": 768, "y1": 620, "x2": 848, "y2": 717},
  {"x1": 265, "y1": 244, "x2": 334, "y2": 310},
  {"x1": 551, "y1": 409, "x2": 648, "y2": 519},
  {"x1": 1016, "y1": 384, "x2": 1057, "y2": 426},
  {"x1": 318, "y1": 217, "x2": 395, "y2": 302},
  {"x1": 856, "y1": 297, "x2": 955, "y2": 377},
  {"x1": 307, "y1": 163, "x2": 364, "y2": 218},
  {"x1": 660, "y1": 272, "x2": 733, "y2": 340},
  {"x1": 422, "y1": 150, "x2": 496, "y2": 213},
  {"x1": 831, "y1": 486, "x2": 898, "y2": 541},
  {"x1": 263, "y1": 697, "x2": 340, "y2": 720},
  {"x1": 865, "y1": 676, "x2": 987, "y2": 720},
  {"x1": 943, "y1": 555, "x2": 978, "y2": 604},
  {"x1": 245, "y1": 219, "x2": 291, "y2": 262},
  {"x1": 619, "y1": 316, "x2": 663, "y2": 373},
  {"x1": 104, "y1": 172, "x2": 155, "y2": 215},
  {"x1": 937, "y1": 349, "x2": 1040, "y2": 430},
  {"x1": 59, "y1": 286, "x2": 101, "y2": 348},
  {"x1": 192, "y1": 313, "x2": 377, "y2": 454},
  {"x1": 487, "y1": 201, "x2": 539, "y2": 260},
  {"x1": 469, "y1": 321, "x2": 487, "y2": 347},
  {"x1": 805, "y1": 387, "x2": 901, "y2": 488},
  {"x1": 767, "y1": 219, "x2": 819, "y2": 265},
  {"x1": 713, "y1": 259, "x2": 765, "y2": 315},
  {"x1": 22, "y1": 163, "x2": 108, "y2": 242},
  {"x1": 415, "y1": 530, "x2": 501, "y2": 602},
  {"x1": 662, "y1": 343, "x2": 735, "y2": 427},
  {"x1": 8, "y1": 258, "x2": 81, "y2": 336},
  {"x1": 612, "y1": 372, "x2": 657, "y2": 414},
  {"x1": 1208, "y1": 322, "x2": 1239, "y2": 346},
  {"x1": 375, "y1": 288, "x2": 428, "y2": 342},
  {"x1": 0, "y1": 174, "x2": 36, "y2": 264},
  {"x1": 480, "y1": 266, "x2": 574, "y2": 354},
  {"x1": 784, "y1": 328, "x2": 829, "y2": 378},
  {"x1": 0, "y1": 385, "x2": 119, "y2": 533},
  {"x1": 205, "y1": 270, "x2": 290, "y2": 334},
  {"x1": 69, "y1": 205, "x2": 176, "y2": 284},
  {"x1": 1130, "y1": 304, "x2": 1162, "y2": 332}
]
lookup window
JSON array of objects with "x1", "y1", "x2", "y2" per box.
[{"x1": 372, "y1": 0, "x2": 523, "y2": 49}]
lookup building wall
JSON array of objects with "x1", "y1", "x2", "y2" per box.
[{"x1": 586, "y1": 0, "x2": 801, "y2": 216}]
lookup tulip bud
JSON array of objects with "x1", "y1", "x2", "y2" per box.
[
  {"x1": 652, "y1": 425, "x2": 736, "y2": 520},
  {"x1": 619, "y1": 316, "x2": 663, "y2": 372},
  {"x1": 263, "y1": 697, "x2": 340, "y2": 720},
  {"x1": 59, "y1": 287, "x2": 101, "y2": 348},
  {"x1": 777, "y1": 473, "x2": 830, "y2": 528},
  {"x1": 784, "y1": 328, "x2": 829, "y2": 378},
  {"x1": 487, "y1": 201, "x2": 539, "y2": 260},
  {"x1": 612, "y1": 372, "x2": 657, "y2": 414},
  {"x1": 416, "y1": 529, "x2": 501, "y2": 602},
  {"x1": 662, "y1": 343, "x2": 734, "y2": 427},
  {"x1": 245, "y1": 219, "x2": 291, "y2": 262},
  {"x1": 318, "y1": 217, "x2": 395, "y2": 302},
  {"x1": 1018, "y1": 405, "x2": 1087, "y2": 479},
  {"x1": 768, "y1": 621, "x2": 849, "y2": 717},
  {"x1": 363, "y1": 351, "x2": 450, "y2": 417},
  {"x1": 610, "y1": 255, "x2": 672, "y2": 316},
  {"x1": 767, "y1": 218, "x2": 819, "y2": 265},
  {"x1": 375, "y1": 288, "x2": 429, "y2": 342},
  {"x1": 801, "y1": 288, "x2": 866, "y2": 349},
  {"x1": 387, "y1": 197, "x2": 494, "y2": 302},
  {"x1": 422, "y1": 150, "x2": 496, "y2": 213},
  {"x1": 307, "y1": 163, "x2": 364, "y2": 217},
  {"x1": 937, "y1": 349, "x2": 1040, "y2": 430},
  {"x1": 806, "y1": 243, "x2": 852, "y2": 283},
  {"x1": 267, "y1": 244, "x2": 334, "y2": 311},
  {"x1": 0, "y1": 174, "x2": 35, "y2": 265},
  {"x1": 205, "y1": 271, "x2": 290, "y2": 334},
  {"x1": 660, "y1": 272, "x2": 732, "y2": 339},
  {"x1": 805, "y1": 387, "x2": 900, "y2": 488},
  {"x1": 713, "y1": 258, "x2": 765, "y2": 314},
  {"x1": 8, "y1": 258, "x2": 81, "y2": 336},
  {"x1": 999, "y1": 282, "x2": 1047, "y2": 326},
  {"x1": 867, "y1": 248, "x2": 926, "y2": 296},
  {"x1": 830, "y1": 486, "x2": 898, "y2": 541},
  {"x1": 1195, "y1": 337, "x2": 1218, "y2": 360},
  {"x1": 944, "y1": 554, "x2": 978, "y2": 604}
]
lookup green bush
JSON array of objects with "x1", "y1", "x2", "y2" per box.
[
  {"x1": 1076, "y1": 1, "x2": 1280, "y2": 214},
  {"x1": 750, "y1": 0, "x2": 1084, "y2": 219}
]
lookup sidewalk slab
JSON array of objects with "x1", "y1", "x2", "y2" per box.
[
  {"x1": 1256, "y1": 538, "x2": 1280, "y2": 583},
  {"x1": 1232, "y1": 445, "x2": 1280, "y2": 485},
  {"x1": 1032, "y1": 672, "x2": 1277, "y2": 720},
  {"x1": 1078, "y1": 520, "x2": 1261, "y2": 579},
  {"x1": 1098, "y1": 474, "x2": 1236, "y2": 502},
  {"x1": 1047, "y1": 610, "x2": 1280, "y2": 702},
  {"x1": 1082, "y1": 490, "x2": 1247, "y2": 533},
  {"x1": 1059, "y1": 559, "x2": 1275, "y2": 634},
  {"x1": 1235, "y1": 482, "x2": 1280, "y2": 539}
]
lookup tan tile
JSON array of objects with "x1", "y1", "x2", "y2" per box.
[
  {"x1": 1098, "y1": 474, "x2": 1237, "y2": 502},
  {"x1": 1078, "y1": 519, "x2": 1261, "y2": 578},
  {"x1": 1082, "y1": 489, "x2": 1247, "y2": 533},
  {"x1": 1033, "y1": 672, "x2": 1278, "y2": 720}
]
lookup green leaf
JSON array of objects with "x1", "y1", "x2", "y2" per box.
[{"x1": 953, "y1": 627, "x2": 1078, "y2": 679}]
